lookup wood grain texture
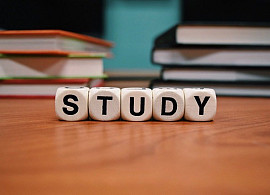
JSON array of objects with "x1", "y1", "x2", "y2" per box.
[{"x1": 0, "y1": 97, "x2": 270, "y2": 194}]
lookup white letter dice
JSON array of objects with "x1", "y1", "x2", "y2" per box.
[
  {"x1": 55, "y1": 87, "x2": 89, "y2": 121},
  {"x1": 89, "y1": 87, "x2": 120, "y2": 121},
  {"x1": 183, "y1": 88, "x2": 217, "y2": 121},
  {"x1": 153, "y1": 87, "x2": 185, "y2": 121},
  {"x1": 121, "y1": 88, "x2": 152, "y2": 121}
]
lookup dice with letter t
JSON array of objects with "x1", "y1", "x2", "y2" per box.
[
  {"x1": 121, "y1": 88, "x2": 152, "y2": 121},
  {"x1": 89, "y1": 87, "x2": 121, "y2": 121},
  {"x1": 55, "y1": 87, "x2": 89, "y2": 121},
  {"x1": 183, "y1": 88, "x2": 217, "y2": 121}
]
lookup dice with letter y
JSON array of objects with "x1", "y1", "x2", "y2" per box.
[
  {"x1": 183, "y1": 88, "x2": 217, "y2": 121},
  {"x1": 55, "y1": 87, "x2": 89, "y2": 121}
]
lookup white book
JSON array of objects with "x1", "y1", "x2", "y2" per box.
[
  {"x1": 0, "y1": 56, "x2": 104, "y2": 79},
  {"x1": 153, "y1": 48, "x2": 270, "y2": 67},
  {"x1": 0, "y1": 30, "x2": 113, "y2": 56},
  {"x1": 0, "y1": 79, "x2": 103, "y2": 97},
  {"x1": 162, "y1": 68, "x2": 270, "y2": 82},
  {"x1": 176, "y1": 25, "x2": 270, "y2": 45},
  {"x1": 0, "y1": 36, "x2": 111, "y2": 54}
]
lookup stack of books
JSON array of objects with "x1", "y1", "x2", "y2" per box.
[
  {"x1": 0, "y1": 30, "x2": 113, "y2": 98},
  {"x1": 150, "y1": 24, "x2": 270, "y2": 97}
]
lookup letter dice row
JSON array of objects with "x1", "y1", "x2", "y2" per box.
[{"x1": 55, "y1": 87, "x2": 217, "y2": 122}]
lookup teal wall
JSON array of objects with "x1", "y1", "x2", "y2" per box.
[{"x1": 104, "y1": 0, "x2": 181, "y2": 71}]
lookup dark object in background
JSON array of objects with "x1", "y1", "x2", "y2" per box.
[
  {"x1": 0, "y1": 0, "x2": 103, "y2": 37},
  {"x1": 182, "y1": 0, "x2": 270, "y2": 24},
  {"x1": 150, "y1": 1, "x2": 270, "y2": 97},
  {"x1": 151, "y1": 23, "x2": 270, "y2": 97},
  {"x1": 150, "y1": 79, "x2": 270, "y2": 97}
]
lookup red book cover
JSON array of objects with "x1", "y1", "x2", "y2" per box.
[
  {"x1": 0, "y1": 30, "x2": 113, "y2": 47},
  {"x1": 0, "y1": 78, "x2": 91, "y2": 84},
  {"x1": 0, "y1": 30, "x2": 113, "y2": 56},
  {"x1": 0, "y1": 78, "x2": 104, "y2": 99}
]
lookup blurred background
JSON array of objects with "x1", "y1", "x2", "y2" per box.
[
  {"x1": 1, "y1": 0, "x2": 270, "y2": 96},
  {"x1": 0, "y1": 0, "x2": 180, "y2": 71},
  {"x1": 1, "y1": 0, "x2": 270, "y2": 71}
]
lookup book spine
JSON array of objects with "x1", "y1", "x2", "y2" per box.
[
  {"x1": 154, "y1": 25, "x2": 178, "y2": 48},
  {"x1": 151, "y1": 48, "x2": 270, "y2": 68}
]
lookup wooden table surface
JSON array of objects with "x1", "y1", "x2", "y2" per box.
[{"x1": 1, "y1": 97, "x2": 270, "y2": 194}]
